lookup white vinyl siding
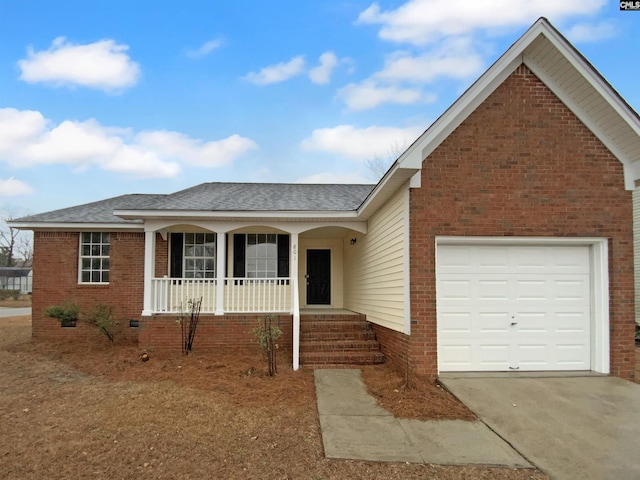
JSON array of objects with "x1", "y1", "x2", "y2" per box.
[{"x1": 344, "y1": 184, "x2": 407, "y2": 332}]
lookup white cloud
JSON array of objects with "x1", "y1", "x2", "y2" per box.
[
  {"x1": 566, "y1": 21, "x2": 617, "y2": 43},
  {"x1": 18, "y1": 37, "x2": 141, "y2": 92},
  {"x1": 0, "y1": 108, "x2": 257, "y2": 179},
  {"x1": 337, "y1": 80, "x2": 432, "y2": 111},
  {"x1": 309, "y1": 52, "x2": 339, "y2": 84},
  {"x1": 301, "y1": 124, "x2": 423, "y2": 160},
  {"x1": 136, "y1": 131, "x2": 258, "y2": 167},
  {"x1": 243, "y1": 55, "x2": 306, "y2": 85},
  {"x1": 376, "y1": 38, "x2": 484, "y2": 83},
  {"x1": 297, "y1": 172, "x2": 370, "y2": 184},
  {"x1": 357, "y1": 0, "x2": 607, "y2": 45},
  {"x1": 187, "y1": 38, "x2": 224, "y2": 59},
  {"x1": 0, "y1": 178, "x2": 33, "y2": 197}
]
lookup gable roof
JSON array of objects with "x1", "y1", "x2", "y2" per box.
[
  {"x1": 381, "y1": 17, "x2": 640, "y2": 193},
  {"x1": 12, "y1": 183, "x2": 375, "y2": 227},
  {"x1": 123, "y1": 182, "x2": 374, "y2": 212}
]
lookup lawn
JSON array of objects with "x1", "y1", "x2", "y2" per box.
[{"x1": 0, "y1": 315, "x2": 550, "y2": 480}]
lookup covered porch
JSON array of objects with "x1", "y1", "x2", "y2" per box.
[{"x1": 139, "y1": 221, "x2": 367, "y2": 369}]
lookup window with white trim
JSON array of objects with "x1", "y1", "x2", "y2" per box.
[
  {"x1": 79, "y1": 232, "x2": 110, "y2": 283},
  {"x1": 183, "y1": 233, "x2": 216, "y2": 278}
]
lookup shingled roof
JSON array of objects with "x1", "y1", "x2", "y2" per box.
[{"x1": 15, "y1": 183, "x2": 375, "y2": 225}]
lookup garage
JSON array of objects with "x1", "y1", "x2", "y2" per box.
[{"x1": 437, "y1": 242, "x2": 597, "y2": 372}]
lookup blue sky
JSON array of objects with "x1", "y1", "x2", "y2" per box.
[{"x1": 1, "y1": 0, "x2": 639, "y2": 216}]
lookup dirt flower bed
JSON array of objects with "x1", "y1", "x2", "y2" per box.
[{"x1": 0, "y1": 316, "x2": 549, "y2": 480}]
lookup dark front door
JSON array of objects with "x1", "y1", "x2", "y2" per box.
[{"x1": 307, "y1": 249, "x2": 331, "y2": 305}]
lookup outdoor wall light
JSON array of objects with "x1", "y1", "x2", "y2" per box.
[{"x1": 350, "y1": 238, "x2": 357, "y2": 245}]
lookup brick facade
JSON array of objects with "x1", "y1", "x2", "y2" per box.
[
  {"x1": 32, "y1": 231, "x2": 145, "y2": 343},
  {"x1": 407, "y1": 65, "x2": 635, "y2": 379}
]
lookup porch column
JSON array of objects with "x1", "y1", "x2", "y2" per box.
[
  {"x1": 142, "y1": 229, "x2": 156, "y2": 316},
  {"x1": 291, "y1": 233, "x2": 300, "y2": 370},
  {"x1": 215, "y1": 232, "x2": 225, "y2": 315}
]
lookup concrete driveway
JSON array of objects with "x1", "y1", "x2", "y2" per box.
[{"x1": 440, "y1": 375, "x2": 640, "y2": 480}]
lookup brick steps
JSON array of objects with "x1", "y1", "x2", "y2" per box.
[{"x1": 300, "y1": 313, "x2": 385, "y2": 366}]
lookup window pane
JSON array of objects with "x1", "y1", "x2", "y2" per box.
[
  {"x1": 185, "y1": 233, "x2": 194, "y2": 244},
  {"x1": 91, "y1": 271, "x2": 101, "y2": 282},
  {"x1": 82, "y1": 245, "x2": 91, "y2": 256},
  {"x1": 102, "y1": 245, "x2": 110, "y2": 256},
  {"x1": 194, "y1": 245, "x2": 204, "y2": 257},
  {"x1": 204, "y1": 245, "x2": 215, "y2": 257},
  {"x1": 92, "y1": 245, "x2": 101, "y2": 256},
  {"x1": 185, "y1": 245, "x2": 195, "y2": 257},
  {"x1": 92, "y1": 232, "x2": 101, "y2": 243},
  {"x1": 102, "y1": 233, "x2": 110, "y2": 243},
  {"x1": 195, "y1": 259, "x2": 204, "y2": 270},
  {"x1": 185, "y1": 259, "x2": 195, "y2": 270},
  {"x1": 82, "y1": 258, "x2": 91, "y2": 270},
  {"x1": 82, "y1": 271, "x2": 91, "y2": 282},
  {"x1": 82, "y1": 232, "x2": 91, "y2": 243},
  {"x1": 102, "y1": 271, "x2": 109, "y2": 283},
  {"x1": 102, "y1": 259, "x2": 110, "y2": 270},
  {"x1": 205, "y1": 259, "x2": 215, "y2": 271}
]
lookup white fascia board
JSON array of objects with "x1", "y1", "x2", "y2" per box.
[
  {"x1": 357, "y1": 166, "x2": 419, "y2": 218},
  {"x1": 113, "y1": 209, "x2": 359, "y2": 221},
  {"x1": 8, "y1": 222, "x2": 143, "y2": 231},
  {"x1": 397, "y1": 22, "x2": 546, "y2": 171},
  {"x1": 144, "y1": 219, "x2": 368, "y2": 235}
]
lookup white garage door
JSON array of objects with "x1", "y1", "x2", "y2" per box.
[{"x1": 437, "y1": 244, "x2": 591, "y2": 372}]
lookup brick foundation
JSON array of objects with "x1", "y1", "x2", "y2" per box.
[{"x1": 138, "y1": 314, "x2": 293, "y2": 353}]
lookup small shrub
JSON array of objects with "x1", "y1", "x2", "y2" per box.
[
  {"x1": 252, "y1": 314, "x2": 282, "y2": 376},
  {"x1": 0, "y1": 289, "x2": 21, "y2": 301},
  {"x1": 84, "y1": 304, "x2": 118, "y2": 342},
  {"x1": 45, "y1": 302, "x2": 80, "y2": 327},
  {"x1": 176, "y1": 297, "x2": 202, "y2": 355}
]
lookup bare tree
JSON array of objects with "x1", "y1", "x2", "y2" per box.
[
  {"x1": 0, "y1": 206, "x2": 32, "y2": 267},
  {"x1": 364, "y1": 141, "x2": 408, "y2": 182}
]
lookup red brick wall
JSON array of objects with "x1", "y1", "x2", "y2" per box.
[
  {"x1": 32, "y1": 231, "x2": 145, "y2": 342},
  {"x1": 138, "y1": 314, "x2": 293, "y2": 353},
  {"x1": 155, "y1": 233, "x2": 168, "y2": 277},
  {"x1": 408, "y1": 65, "x2": 634, "y2": 379},
  {"x1": 371, "y1": 323, "x2": 410, "y2": 375}
]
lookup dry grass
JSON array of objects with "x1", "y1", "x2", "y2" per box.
[
  {"x1": 0, "y1": 294, "x2": 31, "y2": 308},
  {"x1": 0, "y1": 316, "x2": 549, "y2": 480}
]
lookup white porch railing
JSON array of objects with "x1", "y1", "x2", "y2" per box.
[
  {"x1": 224, "y1": 278, "x2": 291, "y2": 313},
  {"x1": 151, "y1": 277, "x2": 291, "y2": 314},
  {"x1": 152, "y1": 278, "x2": 218, "y2": 313}
]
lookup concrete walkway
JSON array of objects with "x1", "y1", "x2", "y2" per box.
[
  {"x1": 441, "y1": 375, "x2": 640, "y2": 480},
  {"x1": 0, "y1": 307, "x2": 31, "y2": 318},
  {"x1": 314, "y1": 369, "x2": 529, "y2": 466}
]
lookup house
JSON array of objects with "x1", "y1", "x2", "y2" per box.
[{"x1": 11, "y1": 18, "x2": 640, "y2": 380}]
